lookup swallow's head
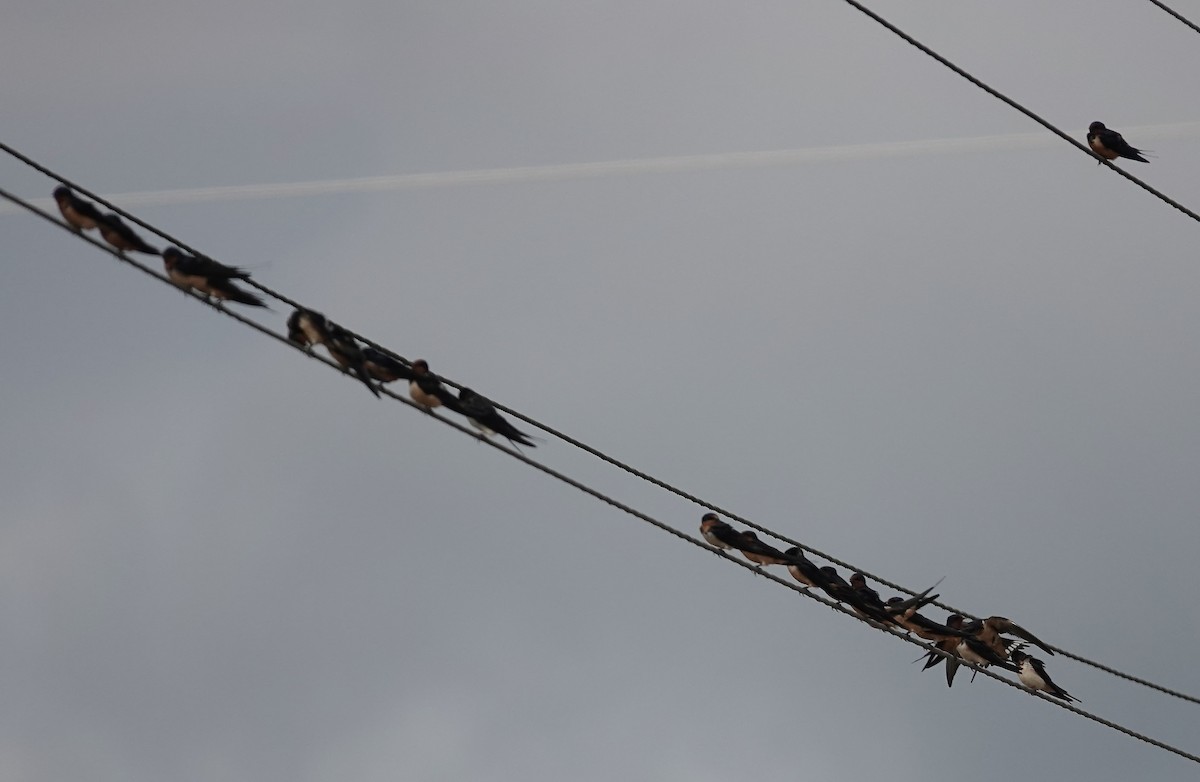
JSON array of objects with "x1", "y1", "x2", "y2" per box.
[
  {"x1": 412, "y1": 359, "x2": 430, "y2": 375},
  {"x1": 1009, "y1": 649, "x2": 1028, "y2": 665},
  {"x1": 783, "y1": 546, "x2": 802, "y2": 558},
  {"x1": 700, "y1": 512, "x2": 719, "y2": 524},
  {"x1": 946, "y1": 614, "x2": 964, "y2": 628},
  {"x1": 886, "y1": 596, "x2": 903, "y2": 608},
  {"x1": 53, "y1": 186, "x2": 71, "y2": 203},
  {"x1": 849, "y1": 572, "x2": 867, "y2": 588},
  {"x1": 742, "y1": 531, "x2": 760, "y2": 542},
  {"x1": 1088, "y1": 121, "x2": 1106, "y2": 134},
  {"x1": 162, "y1": 247, "x2": 182, "y2": 268},
  {"x1": 819, "y1": 566, "x2": 838, "y2": 578}
]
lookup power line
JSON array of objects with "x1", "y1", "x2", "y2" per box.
[
  {"x1": 7, "y1": 143, "x2": 1200, "y2": 706},
  {"x1": 1148, "y1": 0, "x2": 1200, "y2": 36},
  {"x1": 835, "y1": 0, "x2": 1200, "y2": 226},
  {"x1": 6, "y1": 182, "x2": 1200, "y2": 765}
]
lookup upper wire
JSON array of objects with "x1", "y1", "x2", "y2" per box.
[{"x1": 1147, "y1": 0, "x2": 1200, "y2": 36}]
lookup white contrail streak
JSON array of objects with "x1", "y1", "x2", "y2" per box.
[{"x1": 6, "y1": 121, "x2": 1199, "y2": 214}]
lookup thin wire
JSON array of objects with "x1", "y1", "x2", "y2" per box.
[
  {"x1": 7, "y1": 148, "x2": 1200, "y2": 705},
  {"x1": 1147, "y1": 0, "x2": 1200, "y2": 36},
  {"x1": 9, "y1": 185, "x2": 1200, "y2": 765},
  {"x1": 834, "y1": 0, "x2": 1200, "y2": 225}
]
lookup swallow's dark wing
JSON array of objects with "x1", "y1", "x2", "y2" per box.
[
  {"x1": 886, "y1": 578, "x2": 944, "y2": 616},
  {"x1": 206, "y1": 277, "x2": 267, "y2": 307},
  {"x1": 361, "y1": 348, "x2": 412, "y2": 383},
  {"x1": 1100, "y1": 128, "x2": 1150, "y2": 162},
  {"x1": 326, "y1": 325, "x2": 380, "y2": 398},
  {"x1": 995, "y1": 619, "x2": 1054, "y2": 656}
]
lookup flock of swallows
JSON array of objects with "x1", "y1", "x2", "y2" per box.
[
  {"x1": 52, "y1": 120, "x2": 1144, "y2": 702},
  {"x1": 50, "y1": 186, "x2": 537, "y2": 448},
  {"x1": 699, "y1": 513, "x2": 1078, "y2": 702},
  {"x1": 48, "y1": 119, "x2": 1150, "y2": 444}
]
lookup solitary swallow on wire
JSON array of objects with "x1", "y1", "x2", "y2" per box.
[
  {"x1": 287, "y1": 308, "x2": 331, "y2": 351},
  {"x1": 408, "y1": 359, "x2": 457, "y2": 410},
  {"x1": 161, "y1": 247, "x2": 266, "y2": 308},
  {"x1": 1011, "y1": 649, "x2": 1078, "y2": 702},
  {"x1": 362, "y1": 347, "x2": 413, "y2": 383},
  {"x1": 454, "y1": 388, "x2": 536, "y2": 447},
  {"x1": 1087, "y1": 121, "x2": 1150, "y2": 165},
  {"x1": 97, "y1": 212, "x2": 159, "y2": 255},
  {"x1": 52, "y1": 186, "x2": 103, "y2": 232}
]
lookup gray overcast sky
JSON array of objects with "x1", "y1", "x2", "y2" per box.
[{"x1": 3, "y1": 2, "x2": 1200, "y2": 780}]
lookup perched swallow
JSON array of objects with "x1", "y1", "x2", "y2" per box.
[
  {"x1": 816, "y1": 566, "x2": 858, "y2": 603},
  {"x1": 886, "y1": 579, "x2": 943, "y2": 618},
  {"x1": 161, "y1": 247, "x2": 266, "y2": 307},
  {"x1": 362, "y1": 347, "x2": 413, "y2": 383},
  {"x1": 920, "y1": 614, "x2": 966, "y2": 687},
  {"x1": 324, "y1": 323, "x2": 380, "y2": 397},
  {"x1": 848, "y1": 572, "x2": 896, "y2": 623},
  {"x1": 1011, "y1": 649, "x2": 1077, "y2": 702},
  {"x1": 287, "y1": 308, "x2": 331, "y2": 350},
  {"x1": 736, "y1": 531, "x2": 793, "y2": 567},
  {"x1": 454, "y1": 388, "x2": 535, "y2": 447},
  {"x1": 961, "y1": 616, "x2": 1054, "y2": 659},
  {"x1": 782, "y1": 546, "x2": 826, "y2": 589},
  {"x1": 816, "y1": 566, "x2": 891, "y2": 623},
  {"x1": 888, "y1": 600, "x2": 968, "y2": 642},
  {"x1": 52, "y1": 186, "x2": 103, "y2": 232},
  {"x1": 409, "y1": 359, "x2": 456, "y2": 410},
  {"x1": 956, "y1": 636, "x2": 1020, "y2": 674},
  {"x1": 699, "y1": 513, "x2": 744, "y2": 551},
  {"x1": 1087, "y1": 121, "x2": 1149, "y2": 164},
  {"x1": 97, "y1": 212, "x2": 158, "y2": 255}
]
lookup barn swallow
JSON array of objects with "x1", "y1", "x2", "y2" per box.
[
  {"x1": 956, "y1": 636, "x2": 1020, "y2": 674},
  {"x1": 782, "y1": 546, "x2": 825, "y2": 589},
  {"x1": 737, "y1": 531, "x2": 793, "y2": 567},
  {"x1": 161, "y1": 247, "x2": 266, "y2": 307},
  {"x1": 455, "y1": 388, "x2": 536, "y2": 447},
  {"x1": 847, "y1": 572, "x2": 941, "y2": 626},
  {"x1": 920, "y1": 614, "x2": 965, "y2": 687},
  {"x1": 1011, "y1": 649, "x2": 1078, "y2": 702},
  {"x1": 961, "y1": 616, "x2": 1054, "y2": 659},
  {"x1": 816, "y1": 566, "x2": 858, "y2": 603},
  {"x1": 888, "y1": 600, "x2": 968, "y2": 642},
  {"x1": 699, "y1": 513, "x2": 744, "y2": 551},
  {"x1": 816, "y1": 566, "x2": 891, "y2": 622},
  {"x1": 1087, "y1": 121, "x2": 1149, "y2": 164},
  {"x1": 97, "y1": 212, "x2": 158, "y2": 255},
  {"x1": 884, "y1": 578, "x2": 943, "y2": 620},
  {"x1": 362, "y1": 347, "x2": 413, "y2": 383},
  {"x1": 52, "y1": 186, "x2": 103, "y2": 232},
  {"x1": 323, "y1": 323, "x2": 380, "y2": 397},
  {"x1": 286, "y1": 308, "x2": 330, "y2": 351},
  {"x1": 408, "y1": 359, "x2": 456, "y2": 410},
  {"x1": 849, "y1": 572, "x2": 896, "y2": 623}
]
